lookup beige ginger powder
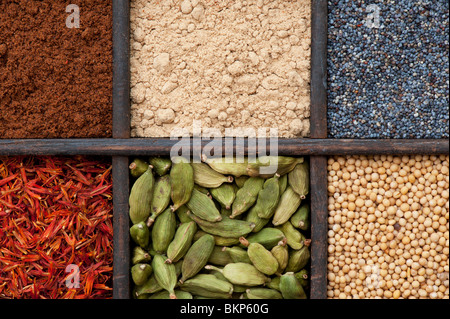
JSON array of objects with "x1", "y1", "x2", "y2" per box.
[{"x1": 130, "y1": 0, "x2": 311, "y2": 138}]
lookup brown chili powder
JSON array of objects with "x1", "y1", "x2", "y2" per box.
[{"x1": 0, "y1": 1, "x2": 112, "y2": 139}]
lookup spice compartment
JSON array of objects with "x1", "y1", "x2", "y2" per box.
[
  {"x1": 325, "y1": 154, "x2": 449, "y2": 299},
  {"x1": 129, "y1": 0, "x2": 312, "y2": 139},
  {"x1": 327, "y1": 0, "x2": 449, "y2": 139},
  {"x1": 126, "y1": 156, "x2": 313, "y2": 299},
  {"x1": 0, "y1": 1, "x2": 113, "y2": 139},
  {"x1": 0, "y1": 0, "x2": 449, "y2": 300},
  {"x1": 0, "y1": 156, "x2": 113, "y2": 299}
]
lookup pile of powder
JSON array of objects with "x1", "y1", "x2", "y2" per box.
[
  {"x1": 0, "y1": 0, "x2": 112, "y2": 139},
  {"x1": 130, "y1": 0, "x2": 311, "y2": 138}
]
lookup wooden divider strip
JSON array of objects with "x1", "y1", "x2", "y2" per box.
[{"x1": 112, "y1": 0, "x2": 131, "y2": 299}]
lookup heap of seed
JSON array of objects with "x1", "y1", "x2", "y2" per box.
[
  {"x1": 327, "y1": 155, "x2": 449, "y2": 299},
  {"x1": 327, "y1": 0, "x2": 449, "y2": 138}
]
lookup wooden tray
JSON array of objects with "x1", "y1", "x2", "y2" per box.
[{"x1": 0, "y1": 0, "x2": 448, "y2": 299}]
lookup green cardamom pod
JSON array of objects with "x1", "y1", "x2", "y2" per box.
[
  {"x1": 253, "y1": 174, "x2": 281, "y2": 219},
  {"x1": 187, "y1": 212, "x2": 256, "y2": 238},
  {"x1": 244, "y1": 227, "x2": 286, "y2": 250},
  {"x1": 151, "y1": 208, "x2": 177, "y2": 254},
  {"x1": 294, "y1": 269, "x2": 309, "y2": 289},
  {"x1": 245, "y1": 206, "x2": 270, "y2": 233},
  {"x1": 130, "y1": 221, "x2": 150, "y2": 248},
  {"x1": 170, "y1": 158, "x2": 194, "y2": 212},
  {"x1": 152, "y1": 254, "x2": 178, "y2": 299},
  {"x1": 271, "y1": 240, "x2": 289, "y2": 275},
  {"x1": 166, "y1": 221, "x2": 197, "y2": 264},
  {"x1": 208, "y1": 268, "x2": 228, "y2": 282},
  {"x1": 129, "y1": 158, "x2": 150, "y2": 178},
  {"x1": 272, "y1": 186, "x2": 302, "y2": 226},
  {"x1": 133, "y1": 275, "x2": 163, "y2": 297},
  {"x1": 285, "y1": 244, "x2": 311, "y2": 273},
  {"x1": 205, "y1": 263, "x2": 270, "y2": 287},
  {"x1": 132, "y1": 246, "x2": 152, "y2": 265},
  {"x1": 290, "y1": 204, "x2": 310, "y2": 231},
  {"x1": 246, "y1": 156, "x2": 304, "y2": 178},
  {"x1": 180, "y1": 234, "x2": 215, "y2": 283},
  {"x1": 234, "y1": 285, "x2": 249, "y2": 293},
  {"x1": 210, "y1": 183, "x2": 236, "y2": 210},
  {"x1": 149, "y1": 157, "x2": 172, "y2": 176},
  {"x1": 180, "y1": 273, "x2": 234, "y2": 299},
  {"x1": 208, "y1": 245, "x2": 234, "y2": 266},
  {"x1": 147, "y1": 175, "x2": 171, "y2": 226},
  {"x1": 288, "y1": 162, "x2": 309, "y2": 199},
  {"x1": 231, "y1": 177, "x2": 265, "y2": 219},
  {"x1": 129, "y1": 166, "x2": 155, "y2": 224},
  {"x1": 192, "y1": 162, "x2": 234, "y2": 188},
  {"x1": 149, "y1": 290, "x2": 193, "y2": 299},
  {"x1": 240, "y1": 239, "x2": 279, "y2": 276},
  {"x1": 279, "y1": 174, "x2": 288, "y2": 194},
  {"x1": 222, "y1": 246, "x2": 252, "y2": 264},
  {"x1": 186, "y1": 188, "x2": 222, "y2": 222},
  {"x1": 246, "y1": 288, "x2": 283, "y2": 299},
  {"x1": 131, "y1": 263, "x2": 153, "y2": 286},
  {"x1": 193, "y1": 230, "x2": 240, "y2": 247},
  {"x1": 280, "y1": 272, "x2": 307, "y2": 299},
  {"x1": 202, "y1": 156, "x2": 250, "y2": 177},
  {"x1": 175, "y1": 205, "x2": 192, "y2": 223},
  {"x1": 276, "y1": 221, "x2": 306, "y2": 250}
]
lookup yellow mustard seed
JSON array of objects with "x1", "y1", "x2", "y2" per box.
[{"x1": 327, "y1": 155, "x2": 449, "y2": 299}]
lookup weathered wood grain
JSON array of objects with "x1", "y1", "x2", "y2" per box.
[
  {"x1": 112, "y1": 156, "x2": 130, "y2": 299},
  {"x1": 0, "y1": 139, "x2": 447, "y2": 156},
  {"x1": 112, "y1": 0, "x2": 130, "y2": 140},
  {"x1": 310, "y1": 0, "x2": 328, "y2": 139},
  {"x1": 112, "y1": 0, "x2": 131, "y2": 299},
  {"x1": 309, "y1": 156, "x2": 328, "y2": 299}
]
